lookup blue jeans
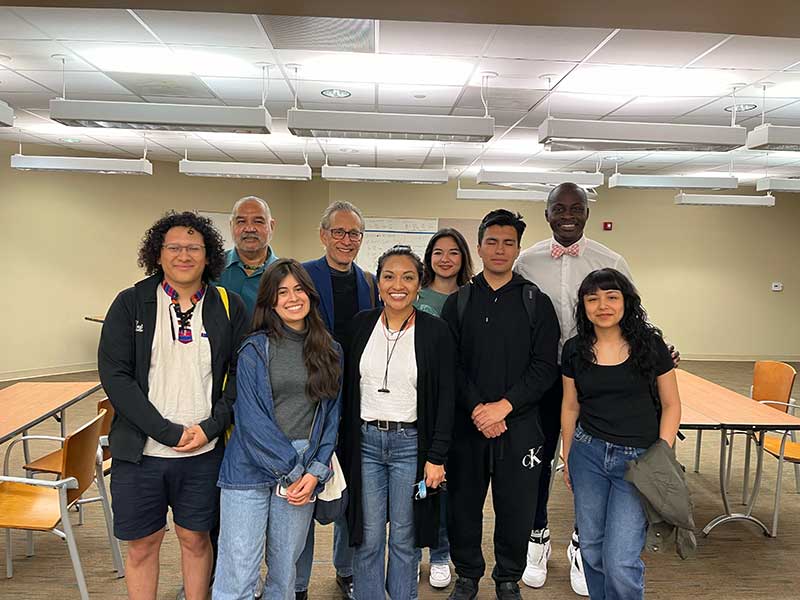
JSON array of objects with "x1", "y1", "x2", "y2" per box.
[
  {"x1": 213, "y1": 440, "x2": 315, "y2": 600},
  {"x1": 295, "y1": 513, "x2": 353, "y2": 592},
  {"x1": 414, "y1": 491, "x2": 450, "y2": 565},
  {"x1": 353, "y1": 423, "x2": 419, "y2": 600},
  {"x1": 568, "y1": 426, "x2": 648, "y2": 600}
]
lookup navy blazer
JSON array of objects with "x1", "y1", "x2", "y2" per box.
[{"x1": 301, "y1": 256, "x2": 379, "y2": 333}]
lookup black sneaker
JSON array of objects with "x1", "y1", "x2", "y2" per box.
[
  {"x1": 296, "y1": 591, "x2": 309, "y2": 600},
  {"x1": 336, "y1": 574, "x2": 354, "y2": 599},
  {"x1": 496, "y1": 581, "x2": 522, "y2": 600},
  {"x1": 447, "y1": 577, "x2": 479, "y2": 600}
]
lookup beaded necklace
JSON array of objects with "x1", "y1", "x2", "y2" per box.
[{"x1": 162, "y1": 281, "x2": 206, "y2": 344}]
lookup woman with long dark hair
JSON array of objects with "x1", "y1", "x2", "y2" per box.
[
  {"x1": 339, "y1": 245, "x2": 455, "y2": 600},
  {"x1": 213, "y1": 259, "x2": 342, "y2": 600},
  {"x1": 560, "y1": 268, "x2": 680, "y2": 599},
  {"x1": 416, "y1": 227, "x2": 473, "y2": 318}
]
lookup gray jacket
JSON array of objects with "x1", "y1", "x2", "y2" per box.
[{"x1": 624, "y1": 439, "x2": 697, "y2": 559}]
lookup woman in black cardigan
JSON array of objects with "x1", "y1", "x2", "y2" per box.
[{"x1": 339, "y1": 245, "x2": 455, "y2": 600}]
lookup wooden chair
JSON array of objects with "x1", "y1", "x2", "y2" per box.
[{"x1": 0, "y1": 409, "x2": 123, "y2": 600}]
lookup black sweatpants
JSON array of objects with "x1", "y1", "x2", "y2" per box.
[
  {"x1": 447, "y1": 414, "x2": 544, "y2": 583},
  {"x1": 532, "y1": 377, "x2": 563, "y2": 530}
]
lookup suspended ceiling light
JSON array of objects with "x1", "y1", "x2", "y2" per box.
[
  {"x1": 288, "y1": 108, "x2": 494, "y2": 142},
  {"x1": 755, "y1": 177, "x2": 800, "y2": 192},
  {"x1": 179, "y1": 159, "x2": 311, "y2": 180},
  {"x1": 0, "y1": 100, "x2": 13, "y2": 127},
  {"x1": 608, "y1": 173, "x2": 738, "y2": 190},
  {"x1": 745, "y1": 123, "x2": 800, "y2": 151},
  {"x1": 477, "y1": 168, "x2": 604, "y2": 188},
  {"x1": 321, "y1": 164, "x2": 448, "y2": 184},
  {"x1": 538, "y1": 117, "x2": 746, "y2": 152},
  {"x1": 10, "y1": 154, "x2": 153, "y2": 175},
  {"x1": 674, "y1": 192, "x2": 774, "y2": 207},
  {"x1": 456, "y1": 187, "x2": 549, "y2": 201},
  {"x1": 50, "y1": 99, "x2": 272, "y2": 134}
]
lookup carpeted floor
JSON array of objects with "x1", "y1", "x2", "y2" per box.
[{"x1": 1, "y1": 361, "x2": 798, "y2": 599}]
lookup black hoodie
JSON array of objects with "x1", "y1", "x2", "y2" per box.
[{"x1": 442, "y1": 272, "x2": 560, "y2": 429}]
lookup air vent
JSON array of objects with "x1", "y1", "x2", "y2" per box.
[
  {"x1": 259, "y1": 15, "x2": 375, "y2": 52},
  {"x1": 105, "y1": 72, "x2": 215, "y2": 99}
]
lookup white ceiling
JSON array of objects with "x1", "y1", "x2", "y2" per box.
[{"x1": 2, "y1": 7, "x2": 800, "y2": 180}]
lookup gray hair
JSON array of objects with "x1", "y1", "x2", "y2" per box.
[
  {"x1": 230, "y1": 196, "x2": 271, "y2": 221},
  {"x1": 320, "y1": 201, "x2": 365, "y2": 230},
  {"x1": 546, "y1": 183, "x2": 589, "y2": 212}
]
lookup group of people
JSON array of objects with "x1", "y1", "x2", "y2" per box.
[{"x1": 98, "y1": 183, "x2": 681, "y2": 600}]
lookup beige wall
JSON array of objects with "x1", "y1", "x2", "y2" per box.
[{"x1": 2, "y1": 140, "x2": 799, "y2": 379}]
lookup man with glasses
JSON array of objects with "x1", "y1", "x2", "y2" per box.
[
  {"x1": 297, "y1": 201, "x2": 379, "y2": 600},
  {"x1": 98, "y1": 211, "x2": 248, "y2": 600}
]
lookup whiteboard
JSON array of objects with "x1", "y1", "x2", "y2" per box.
[
  {"x1": 198, "y1": 210, "x2": 234, "y2": 251},
  {"x1": 356, "y1": 217, "x2": 439, "y2": 274}
]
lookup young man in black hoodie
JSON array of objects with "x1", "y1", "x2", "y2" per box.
[{"x1": 441, "y1": 210, "x2": 560, "y2": 600}]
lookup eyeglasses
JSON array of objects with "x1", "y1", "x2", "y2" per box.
[
  {"x1": 162, "y1": 244, "x2": 205, "y2": 256},
  {"x1": 327, "y1": 228, "x2": 364, "y2": 242}
]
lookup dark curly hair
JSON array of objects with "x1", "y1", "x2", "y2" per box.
[
  {"x1": 376, "y1": 244, "x2": 424, "y2": 281},
  {"x1": 137, "y1": 211, "x2": 227, "y2": 281},
  {"x1": 421, "y1": 228, "x2": 474, "y2": 288},
  {"x1": 574, "y1": 268, "x2": 664, "y2": 382},
  {"x1": 478, "y1": 209, "x2": 526, "y2": 245}
]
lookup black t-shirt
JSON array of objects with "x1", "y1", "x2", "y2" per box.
[
  {"x1": 561, "y1": 335, "x2": 673, "y2": 448},
  {"x1": 330, "y1": 266, "x2": 359, "y2": 345}
]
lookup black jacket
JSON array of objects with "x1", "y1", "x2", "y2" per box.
[
  {"x1": 441, "y1": 272, "x2": 559, "y2": 431},
  {"x1": 98, "y1": 274, "x2": 248, "y2": 464},
  {"x1": 339, "y1": 309, "x2": 455, "y2": 548}
]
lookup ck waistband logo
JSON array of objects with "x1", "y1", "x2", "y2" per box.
[
  {"x1": 135, "y1": 320, "x2": 144, "y2": 333},
  {"x1": 522, "y1": 446, "x2": 543, "y2": 470}
]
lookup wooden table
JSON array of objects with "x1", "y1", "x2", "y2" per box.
[
  {"x1": 676, "y1": 369, "x2": 800, "y2": 537},
  {"x1": 0, "y1": 382, "x2": 102, "y2": 465}
]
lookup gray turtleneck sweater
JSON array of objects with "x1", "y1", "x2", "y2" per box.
[{"x1": 268, "y1": 326, "x2": 316, "y2": 440}]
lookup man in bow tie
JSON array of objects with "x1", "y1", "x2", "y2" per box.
[{"x1": 513, "y1": 182, "x2": 631, "y2": 596}]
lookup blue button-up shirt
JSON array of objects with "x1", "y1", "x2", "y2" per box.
[{"x1": 217, "y1": 247, "x2": 278, "y2": 317}]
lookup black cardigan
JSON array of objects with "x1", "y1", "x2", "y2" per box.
[{"x1": 339, "y1": 308, "x2": 455, "y2": 548}]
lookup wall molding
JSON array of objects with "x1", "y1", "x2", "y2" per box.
[
  {"x1": 681, "y1": 354, "x2": 800, "y2": 363},
  {"x1": 0, "y1": 362, "x2": 97, "y2": 383}
]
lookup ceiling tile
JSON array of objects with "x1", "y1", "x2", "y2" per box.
[
  {"x1": 166, "y1": 45, "x2": 277, "y2": 77},
  {"x1": 691, "y1": 35, "x2": 800, "y2": 70},
  {"x1": 299, "y1": 81, "x2": 375, "y2": 105},
  {"x1": 378, "y1": 21, "x2": 494, "y2": 56},
  {"x1": 459, "y1": 86, "x2": 546, "y2": 111},
  {"x1": 745, "y1": 99, "x2": 800, "y2": 120},
  {"x1": 485, "y1": 26, "x2": 613, "y2": 61},
  {"x1": 680, "y1": 95, "x2": 795, "y2": 122},
  {"x1": 105, "y1": 72, "x2": 213, "y2": 98},
  {"x1": 378, "y1": 104, "x2": 452, "y2": 115},
  {"x1": 135, "y1": 10, "x2": 268, "y2": 48},
  {"x1": 0, "y1": 69, "x2": 53, "y2": 93},
  {"x1": 0, "y1": 41, "x2": 94, "y2": 71},
  {"x1": 378, "y1": 84, "x2": 461, "y2": 107},
  {"x1": 470, "y1": 58, "x2": 576, "y2": 89},
  {"x1": 141, "y1": 95, "x2": 223, "y2": 105},
  {"x1": 10, "y1": 8, "x2": 155, "y2": 43},
  {"x1": 20, "y1": 70, "x2": 133, "y2": 95},
  {"x1": 0, "y1": 8, "x2": 50, "y2": 40},
  {"x1": 201, "y1": 77, "x2": 292, "y2": 103},
  {"x1": 587, "y1": 30, "x2": 728, "y2": 67},
  {"x1": 0, "y1": 90, "x2": 52, "y2": 109},
  {"x1": 607, "y1": 96, "x2": 714, "y2": 118}
]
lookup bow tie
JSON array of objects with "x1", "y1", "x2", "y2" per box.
[{"x1": 551, "y1": 242, "x2": 580, "y2": 259}]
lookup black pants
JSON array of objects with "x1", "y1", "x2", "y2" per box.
[
  {"x1": 532, "y1": 377, "x2": 563, "y2": 530},
  {"x1": 448, "y1": 415, "x2": 543, "y2": 583}
]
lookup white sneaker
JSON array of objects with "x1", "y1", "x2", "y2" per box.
[
  {"x1": 567, "y1": 536, "x2": 589, "y2": 597},
  {"x1": 522, "y1": 528, "x2": 551, "y2": 588},
  {"x1": 429, "y1": 563, "x2": 452, "y2": 589}
]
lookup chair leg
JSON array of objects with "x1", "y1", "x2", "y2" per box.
[
  {"x1": 742, "y1": 435, "x2": 752, "y2": 505},
  {"x1": 5, "y1": 528, "x2": 12, "y2": 578},
  {"x1": 77, "y1": 501, "x2": 85, "y2": 527},
  {"x1": 24, "y1": 471, "x2": 34, "y2": 557},
  {"x1": 694, "y1": 430, "x2": 702, "y2": 472},
  {"x1": 59, "y1": 492, "x2": 89, "y2": 600},
  {"x1": 772, "y1": 456, "x2": 785, "y2": 538},
  {"x1": 95, "y1": 469, "x2": 125, "y2": 578},
  {"x1": 790, "y1": 430, "x2": 800, "y2": 493},
  {"x1": 725, "y1": 433, "x2": 735, "y2": 491}
]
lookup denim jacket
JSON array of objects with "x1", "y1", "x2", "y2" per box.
[{"x1": 218, "y1": 332, "x2": 342, "y2": 493}]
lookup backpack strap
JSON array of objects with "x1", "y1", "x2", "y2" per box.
[
  {"x1": 456, "y1": 281, "x2": 472, "y2": 329},
  {"x1": 216, "y1": 285, "x2": 233, "y2": 442},
  {"x1": 521, "y1": 283, "x2": 538, "y2": 330}
]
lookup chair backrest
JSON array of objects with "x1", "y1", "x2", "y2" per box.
[
  {"x1": 752, "y1": 361, "x2": 797, "y2": 413},
  {"x1": 97, "y1": 398, "x2": 114, "y2": 461},
  {"x1": 60, "y1": 410, "x2": 106, "y2": 505}
]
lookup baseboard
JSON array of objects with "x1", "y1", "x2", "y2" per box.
[
  {"x1": 0, "y1": 362, "x2": 98, "y2": 383},
  {"x1": 681, "y1": 354, "x2": 800, "y2": 362}
]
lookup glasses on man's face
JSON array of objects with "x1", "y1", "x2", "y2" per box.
[
  {"x1": 328, "y1": 228, "x2": 364, "y2": 242},
  {"x1": 162, "y1": 244, "x2": 205, "y2": 256}
]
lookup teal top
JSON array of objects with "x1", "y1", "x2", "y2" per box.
[
  {"x1": 217, "y1": 247, "x2": 278, "y2": 317},
  {"x1": 414, "y1": 287, "x2": 451, "y2": 317}
]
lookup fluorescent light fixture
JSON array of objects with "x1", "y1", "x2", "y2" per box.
[
  {"x1": 456, "y1": 187, "x2": 548, "y2": 201},
  {"x1": 477, "y1": 168, "x2": 604, "y2": 188},
  {"x1": 755, "y1": 177, "x2": 800, "y2": 192},
  {"x1": 539, "y1": 117, "x2": 746, "y2": 152},
  {"x1": 674, "y1": 192, "x2": 774, "y2": 207},
  {"x1": 288, "y1": 108, "x2": 494, "y2": 142},
  {"x1": 609, "y1": 173, "x2": 738, "y2": 190},
  {"x1": 179, "y1": 159, "x2": 311, "y2": 180},
  {"x1": 321, "y1": 164, "x2": 448, "y2": 184},
  {"x1": 746, "y1": 123, "x2": 800, "y2": 151},
  {"x1": 0, "y1": 100, "x2": 13, "y2": 127},
  {"x1": 10, "y1": 154, "x2": 152, "y2": 175},
  {"x1": 50, "y1": 99, "x2": 271, "y2": 134}
]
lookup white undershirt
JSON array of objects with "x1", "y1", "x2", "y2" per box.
[
  {"x1": 359, "y1": 317, "x2": 418, "y2": 423},
  {"x1": 144, "y1": 286, "x2": 216, "y2": 458}
]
